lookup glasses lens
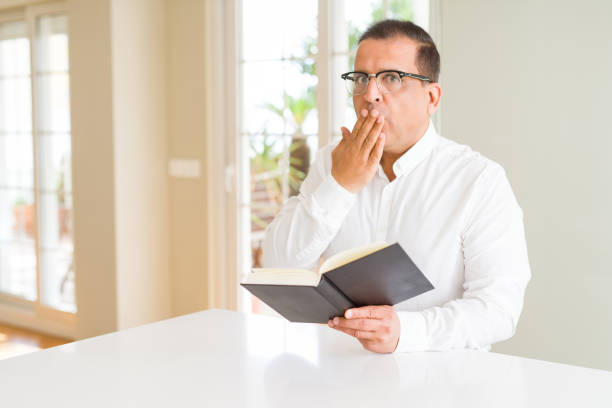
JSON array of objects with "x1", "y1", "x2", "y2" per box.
[
  {"x1": 345, "y1": 73, "x2": 368, "y2": 95},
  {"x1": 378, "y1": 72, "x2": 402, "y2": 93}
]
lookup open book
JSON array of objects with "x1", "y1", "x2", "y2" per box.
[{"x1": 241, "y1": 242, "x2": 434, "y2": 323}]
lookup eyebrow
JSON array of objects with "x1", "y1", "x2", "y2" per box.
[{"x1": 352, "y1": 67, "x2": 409, "y2": 73}]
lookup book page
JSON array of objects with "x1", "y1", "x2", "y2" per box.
[
  {"x1": 319, "y1": 242, "x2": 389, "y2": 274},
  {"x1": 243, "y1": 268, "x2": 320, "y2": 286}
]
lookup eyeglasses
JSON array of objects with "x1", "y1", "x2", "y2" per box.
[{"x1": 340, "y1": 70, "x2": 433, "y2": 96}]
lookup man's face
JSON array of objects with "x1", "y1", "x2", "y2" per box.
[{"x1": 353, "y1": 36, "x2": 440, "y2": 154}]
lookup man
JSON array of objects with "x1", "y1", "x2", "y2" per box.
[{"x1": 262, "y1": 20, "x2": 531, "y2": 354}]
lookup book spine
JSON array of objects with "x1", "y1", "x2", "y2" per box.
[{"x1": 317, "y1": 275, "x2": 355, "y2": 313}]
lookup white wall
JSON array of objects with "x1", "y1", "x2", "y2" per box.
[
  {"x1": 166, "y1": 0, "x2": 210, "y2": 317},
  {"x1": 439, "y1": 0, "x2": 612, "y2": 370},
  {"x1": 111, "y1": 0, "x2": 171, "y2": 329},
  {"x1": 70, "y1": 0, "x2": 118, "y2": 338},
  {"x1": 70, "y1": 0, "x2": 171, "y2": 337}
]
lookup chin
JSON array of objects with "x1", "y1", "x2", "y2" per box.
[
  {"x1": 383, "y1": 132, "x2": 393, "y2": 146},
  {"x1": 382, "y1": 138, "x2": 404, "y2": 155},
  {"x1": 382, "y1": 135, "x2": 390, "y2": 148}
]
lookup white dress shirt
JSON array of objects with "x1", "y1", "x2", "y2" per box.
[{"x1": 262, "y1": 120, "x2": 531, "y2": 352}]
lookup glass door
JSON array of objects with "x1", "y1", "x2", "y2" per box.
[{"x1": 0, "y1": 4, "x2": 75, "y2": 333}]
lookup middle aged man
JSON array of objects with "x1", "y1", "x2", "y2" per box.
[{"x1": 262, "y1": 19, "x2": 531, "y2": 354}]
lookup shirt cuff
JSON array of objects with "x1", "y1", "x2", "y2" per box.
[
  {"x1": 395, "y1": 311, "x2": 429, "y2": 352},
  {"x1": 310, "y1": 173, "x2": 356, "y2": 221}
]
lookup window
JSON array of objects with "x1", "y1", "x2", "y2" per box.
[
  {"x1": 0, "y1": 4, "x2": 74, "y2": 316},
  {"x1": 237, "y1": 0, "x2": 430, "y2": 315}
]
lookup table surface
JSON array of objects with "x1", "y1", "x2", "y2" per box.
[{"x1": 1, "y1": 309, "x2": 611, "y2": 407}]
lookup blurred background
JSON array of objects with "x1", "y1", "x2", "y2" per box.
[{"x1": 0, "y1": 0, "x2": 610, "y2": 372}]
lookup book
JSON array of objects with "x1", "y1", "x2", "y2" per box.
[{"x1": 240, "y1": 242, "x2": 434, "y2": 323}]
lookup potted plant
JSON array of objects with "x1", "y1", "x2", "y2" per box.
[
  {"x1": 57, "y1": 155, "x2": 72, "y2": 239},
  {"x1": 13, "y1": 197, "x2": 34, "y2": 237}
]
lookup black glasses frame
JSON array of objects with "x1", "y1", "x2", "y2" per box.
[{"x1": 341, "y1": 70, "x2": 433, "y2": 94}]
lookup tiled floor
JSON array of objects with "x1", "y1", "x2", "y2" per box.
[{"x1": 0, "y1": 323, "x2": 71, "y2": 361}]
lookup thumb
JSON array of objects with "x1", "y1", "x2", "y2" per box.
[{"x1": 340, "y1": 127, "x2": 351, "y2": 140}]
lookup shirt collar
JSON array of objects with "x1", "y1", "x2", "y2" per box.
[{"x1": 378, "y1": 119, "x2": 439, "y2": 180}]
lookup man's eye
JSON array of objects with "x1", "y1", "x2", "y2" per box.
[
  {"x1": 355, "y1": 75, "x2": 368, "y2": 85},
  {"x1": 382, "y1": 73, "x2": 400, "y2": 83}
]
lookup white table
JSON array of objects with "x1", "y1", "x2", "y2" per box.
[{"x1": 1, "y1": 309, "x2": 611, "y2": 407}]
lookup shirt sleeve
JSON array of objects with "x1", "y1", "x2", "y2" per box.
[
  {"x1": 262, "y1": 144, "x2": 356, "y2": 270},
  {"x1": 396, "y1": 163, "x2": 531, "y2": 352}
]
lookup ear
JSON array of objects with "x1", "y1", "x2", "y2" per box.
[{"x1": 426, "y1": 82, "x2": 442, "y2": 115}]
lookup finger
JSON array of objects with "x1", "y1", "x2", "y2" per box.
[
  {"x1": 358, "y1": 338, "x2": 377, "y2": 348},
  {"x1": 331, "y1": 317, "x2": 382, "y2": 332},
  {"x1": 356, "y1": 109, "x2": 379, "y2": 145},
  {"x1": 360, "y1": 116, "x2": 384, "y2": 156},
  {"x1": 368, "y1": 133, "x2": 385, "y2": 164},
  {"x1": 340, "y1": 126, "x2": 351, "y2": 140},
  {"x1": 333, "y1": 325, "x2": 379, "y2": 340},
  {"x1": 345, "y1": 305, "x2": 392, "y2": 320},
  {"x1": 351, "y1": 108, "x2": 369, "y2": 137}
]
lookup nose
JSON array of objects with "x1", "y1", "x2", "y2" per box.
[{"x1": 364, "y1": 76, "x2": 381, "y2": 103}]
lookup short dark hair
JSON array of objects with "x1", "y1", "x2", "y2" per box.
[{"x1": 359, "y1": 19, "x2": 440, "y2": 83}]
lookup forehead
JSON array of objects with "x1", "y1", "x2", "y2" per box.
[{"x1": 354, "y1": 36, "x2": 419, "y2": 72}]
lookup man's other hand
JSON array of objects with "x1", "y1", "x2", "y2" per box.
[
  {"x1": 328, "y1": 305, "x2": 400, "y2": 354},
  {"x1": 332, "y1": 108, "x2": 385, "y2": 193}
]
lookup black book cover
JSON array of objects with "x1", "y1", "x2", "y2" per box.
[{"x1": 241, "y1": 243, "x2": 434, "y2": 323}]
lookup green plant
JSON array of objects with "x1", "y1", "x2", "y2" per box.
[
  {"x1": 263, "y1": 88, "x2": 315, "y2": 196},
  {"x1": 57, "y1": 170, "x2": 65, "y2": 206},
  {"x1": 249, "y1": 130, "x2": 283, "y2": 220},
  {"x1": 13, "y1": 196, "x2": 28, "y2": 206},
  {"x1": 249, "y1": 130, "x2": 290, "y2": 231},
  {"x1": 249, "y1": 131, "x2": 283, "y2": 175}
]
